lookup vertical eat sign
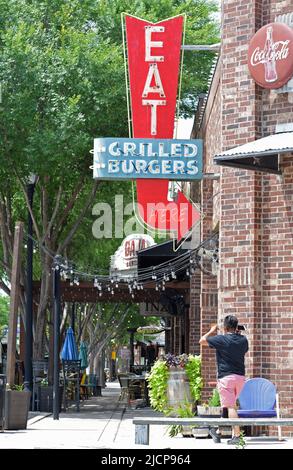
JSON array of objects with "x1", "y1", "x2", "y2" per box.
[{"x1": 125, "y1": 15, "x2": 200, "y2": 241}]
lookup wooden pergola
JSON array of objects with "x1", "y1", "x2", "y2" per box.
[{"x1": 32, "y1": 279, "x2": 190, "y2": 304}]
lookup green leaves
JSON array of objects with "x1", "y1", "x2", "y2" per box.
[
  {"x1": 0, "y1": 295, "x2": 9, "y2": 329},
  {"x1": 0, "y1": 0, "x2": 219, "y2": 286},
  {"x1": 147, "y1": 359, "x2": 170, "y2": 412},
  {"x1": 184, "y1": 354, "x2": 203, "y2": 401},
  {"x1": 208, "y1": 388, "x2": 220, "y2": 406}
]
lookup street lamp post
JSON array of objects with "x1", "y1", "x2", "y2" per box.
[
  {"x1": 127, "y1": 328, "x2": 137, "y2": 372},
  {"x1": 24, "y1": 174, "x2": 38, "y2": 394},
  {"x1": 53, "y1": 255, "x2": 62, "y2": 420}
]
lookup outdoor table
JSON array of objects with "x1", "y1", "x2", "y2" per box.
[{"x1": 126, "y1": 375, "x2": 149, "y2": 406}]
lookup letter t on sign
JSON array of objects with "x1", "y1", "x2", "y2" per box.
[{"x1": 142, "y1": 99, "x2": 166, "y2": 135}]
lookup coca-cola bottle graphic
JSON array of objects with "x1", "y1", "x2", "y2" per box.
[{"x1": 264, "y1": 26, "x2": 278, "y2": 83}]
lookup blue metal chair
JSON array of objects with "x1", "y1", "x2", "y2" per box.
[{"x1": 238, "y1": 378, "x2": 281, "y2": 439}]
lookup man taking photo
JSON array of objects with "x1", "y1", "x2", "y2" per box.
[{"x1": 199, "y1": 315, "x2": 249, "y2": 445}]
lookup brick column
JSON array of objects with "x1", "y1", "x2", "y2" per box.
[
  {"x1": 219, "y1": 0, "x2": 263, "y2": 379},
  {"x1": 200, "y1": 178, "x2": 218, "y2": 401},
  {"x1": 189, "y1": 272, "x2": 201, "y2": 355}
]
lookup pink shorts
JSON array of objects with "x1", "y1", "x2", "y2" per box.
[{"x1": 217, "y1": 374, "x2": 245, "y2": 408}]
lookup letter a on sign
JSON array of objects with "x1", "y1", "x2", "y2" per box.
[{"x1": 124, "y1": 14, "x2": 200, "y2": 241}]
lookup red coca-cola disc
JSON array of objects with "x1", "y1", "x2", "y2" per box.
[{"x1": 248, "y1": 22, "x2": 293, "y2": 89}]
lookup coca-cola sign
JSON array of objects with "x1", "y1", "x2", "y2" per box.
[{"x1": 248, "y1": 22, "x2": 293, "y2": 89}]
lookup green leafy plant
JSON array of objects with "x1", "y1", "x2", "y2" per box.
[
  {"x1": 167, "y1": 401, "x2": 195, "y2": 437},
  {"x1": 147, "y1": 359, "x2": 170, "y2": 413},
  {"x1": 184, "y1": 355, "x2": 203, "y2": 402},
  {"x1": 9, "y1": 384, "x2": 24, "y2": 391},
  {"x1": 235, "y1": 431, "x2": 247, "y2": 449},
  {"x1": 208, "y1": 388, "x2": 221, "y2": 407}
]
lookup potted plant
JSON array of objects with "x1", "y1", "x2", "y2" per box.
[
  {"x1": 4, "y1": 384, "x2": 31, "y2": 430},
  {"x1": 38, "y1": 379, "x2": 63, "y2": 413},
  {"x1": 193, "y1": 389, "x2": 222, "y2": 438},
  {"x1": 147, "y1": 354, "x2": 203, "y2": 437},
  {"x1": 197, "y1": 388, "x2": 222, "y2": 417},
  {"x1": 168, "y1": 401, "x2": 195, "y2": 437}
]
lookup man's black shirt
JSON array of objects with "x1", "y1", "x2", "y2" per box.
[{"x1": 207, "y1": 333, "x2": 249, "y2": 379}]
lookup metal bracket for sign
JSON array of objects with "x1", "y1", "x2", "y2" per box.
[{"x1": 181, "y1": 43, "x2": 221, "y2": 51}]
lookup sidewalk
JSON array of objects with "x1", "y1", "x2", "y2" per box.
[{"x1": 0, "y1": 383, "x2": 292, "y2": 449}]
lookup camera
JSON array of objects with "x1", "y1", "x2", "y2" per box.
[{"x1": 236, "y1": 324, "x2": 245, "y2": 332}]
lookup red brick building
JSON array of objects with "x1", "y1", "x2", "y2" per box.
[{"x1": 190, "y1": 0, "x2": 293, "y2": 432}]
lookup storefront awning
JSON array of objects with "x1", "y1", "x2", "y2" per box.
[{"x1": 214, "y1": 132, "x2": 293, "y2": 174}]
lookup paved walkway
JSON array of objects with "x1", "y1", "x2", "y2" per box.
[{"x1": 0, "y1": 383, "x2": 292, "y2": 449}]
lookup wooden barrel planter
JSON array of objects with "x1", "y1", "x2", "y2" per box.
[{"x1": 167, "y1": 367, "x2": 194, "y2": 436}]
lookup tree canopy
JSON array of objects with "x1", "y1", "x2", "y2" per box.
[{"x1": 0, "y1": 0, "x2": 219, "y2": 357}]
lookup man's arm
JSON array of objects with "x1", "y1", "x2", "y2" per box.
[{"x1": 199, "y1": 324, "x2": 218, "y2": 346}]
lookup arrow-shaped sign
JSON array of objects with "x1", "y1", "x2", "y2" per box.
[{"x1": 124, "y1": 14, "x2": 200, "y2": 241}]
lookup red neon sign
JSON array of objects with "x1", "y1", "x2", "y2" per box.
[{"x1": 125, "y1": 15, "x2": 200, "y2": 241}]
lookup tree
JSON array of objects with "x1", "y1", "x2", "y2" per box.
[
  {"x1": 0, "y1": 0, "x2": 219, "y2": 357},
  {"x1": 65, "y1": 301, "x2": 160, "y2": 376}
]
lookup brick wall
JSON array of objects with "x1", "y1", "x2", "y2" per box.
[
  {"x1": 189, "y1": 272, "x2": 201, "y2": 355},
  {"x1": 261, "y1": 156, "x2": 293, "y2": 426},
  {"x1": 190, "y1": 0, "x2": 293, "y2": 433}
]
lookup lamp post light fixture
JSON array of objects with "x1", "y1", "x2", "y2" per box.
[
  {"x1": 23, "y1": 173, "x2": 38, "y2": 395},
  {"x1": 127, "y1": 328, "x2": 137, "y2": 372}
]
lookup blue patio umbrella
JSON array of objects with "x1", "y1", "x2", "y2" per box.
[
  {"x1": 78, "y1": 341, "x2": 89, "y2": 369},
  {"x1": 61, "y1": 327, "x2": 79, "y2": 360}
]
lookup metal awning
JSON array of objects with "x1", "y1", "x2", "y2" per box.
[{"x1": 214, "y1": 132, "x2": 293, "y2": 174}]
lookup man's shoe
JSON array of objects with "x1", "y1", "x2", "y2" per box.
[
  {"x1": 227, "y1": 436, "x2": 241, "y2": 445},
  {"x1": 209, "y1": 428, "x2": 221, "y2": 443}
]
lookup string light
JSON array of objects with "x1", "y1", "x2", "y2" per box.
[{"x1": 24, "y1": 230, "x2": 219, "y2": 292}]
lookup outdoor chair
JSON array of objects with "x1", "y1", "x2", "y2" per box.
[
  {"x1": 118, "y1": 373, "x2": 138, "y2": 405},
  {"x1": 80, "y1": 373, "x2": 97, "y2": 400},
  {"x1": 32, "y1": 360, "x2": 48, "y2": 411},
  {"x1": 238, "y1": 377, "x2": 282, "y2": 440},
  {"x1": 62, "y1": 360, "x2": 81, "y2": 412},
  {"x1": 80, "y1": 372, "x2": 88, "y2": 400}
]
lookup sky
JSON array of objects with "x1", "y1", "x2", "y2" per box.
[{"x1": 176, "y1": 118, "x2": 194, "y2": 139}]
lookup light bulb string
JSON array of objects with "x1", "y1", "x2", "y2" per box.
[{"x1": 24, "y1": 231, "x2": 219, "y2": 287}]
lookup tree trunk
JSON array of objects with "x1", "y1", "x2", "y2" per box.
[{"x1": 33, "y1": 251, "x2": 52, "y2": 359}]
